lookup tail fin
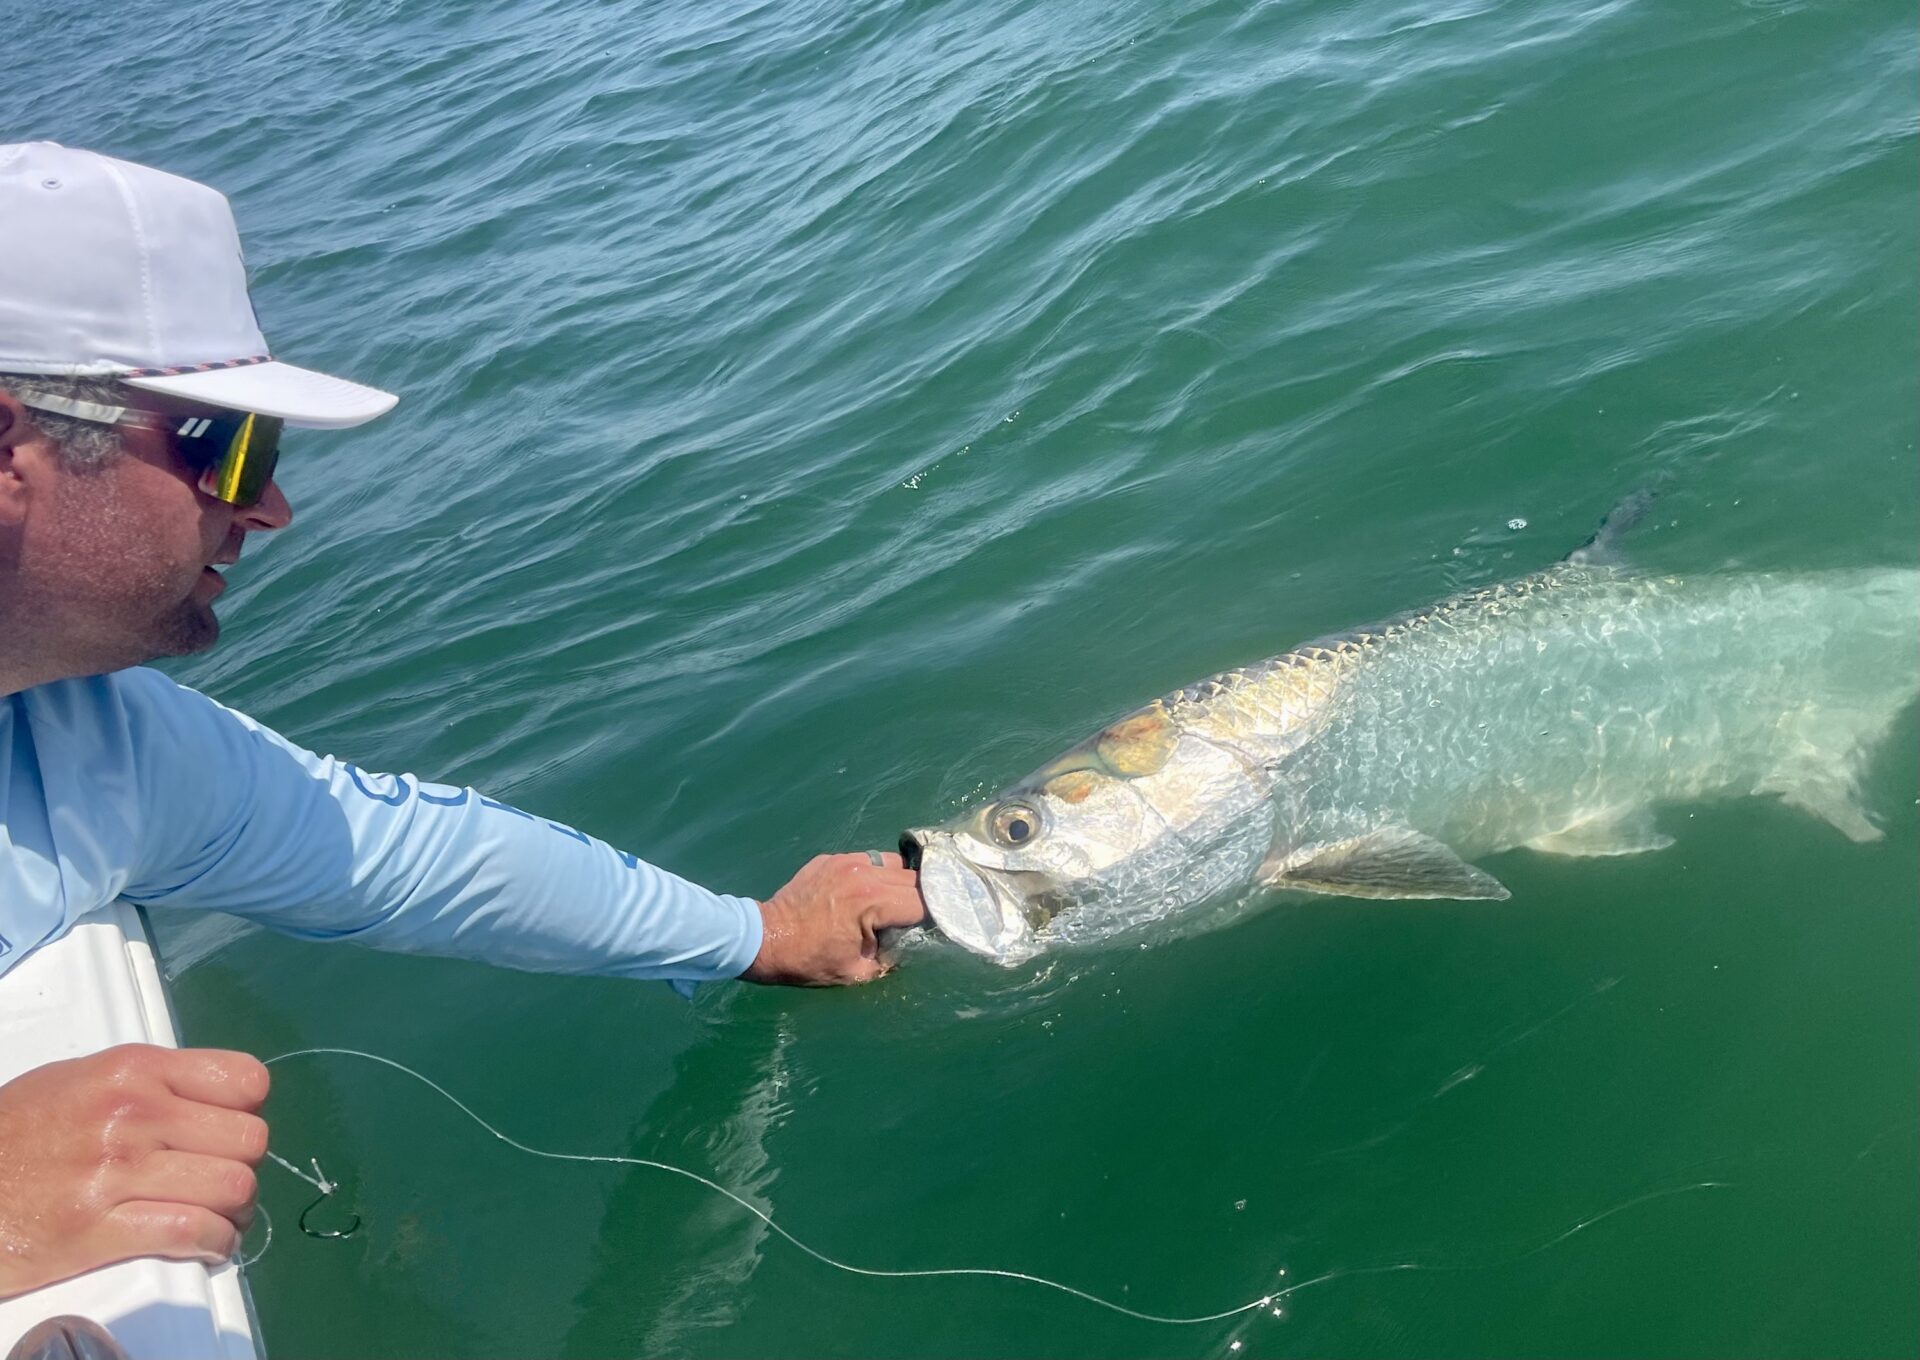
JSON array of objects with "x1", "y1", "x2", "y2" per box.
[{"x1": 1566, "y1": 489, "x2": 1656, "y2": 566}]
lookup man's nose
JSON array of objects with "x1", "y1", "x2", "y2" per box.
[{"x1": 238, "y1": 479, "x2": 294, "y2": 531}]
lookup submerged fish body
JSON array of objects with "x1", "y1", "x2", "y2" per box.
[{"x1": 904, "y1": 560, "x2": 1919, "y2": 964}]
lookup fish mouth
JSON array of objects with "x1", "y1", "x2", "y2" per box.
[{"x1": 900, "y1": 828, "x2": 1039, "y2": 965}]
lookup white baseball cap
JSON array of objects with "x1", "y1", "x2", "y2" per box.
[{"x1": 0, "y1": 141, "x2": 396, "y2": 429}]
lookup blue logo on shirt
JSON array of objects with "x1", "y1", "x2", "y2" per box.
[
  {"x1": 0, "y1": 930, "x2": 10, "y2": 961},
  {"x1": 342, "y1": 765, "x2": 640, "y2": 869}
]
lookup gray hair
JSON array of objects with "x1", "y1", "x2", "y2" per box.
[{"x1": 1, "y1": 373, "x2": 131, "y2": 470}]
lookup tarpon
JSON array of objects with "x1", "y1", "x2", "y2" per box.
[{"x1": 902, "y1": 502, "x2": 1919, "y2": 964}]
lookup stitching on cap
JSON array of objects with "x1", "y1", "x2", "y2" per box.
[{"x1": 96, "y1": 156, "x2": 159, "y2": 361}]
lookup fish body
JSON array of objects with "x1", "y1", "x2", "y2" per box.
[{"x1": 904, "y1": 559, "x2": 1919, "y2": 965}]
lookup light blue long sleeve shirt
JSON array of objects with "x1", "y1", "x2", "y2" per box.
[{"x1": 0, "y1": 668, "x2": 764, "y2": 983}]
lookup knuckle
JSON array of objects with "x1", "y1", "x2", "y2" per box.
[
  {"x1": 77, "y1": 1164, "x2": 118, "y2": 1215},
  {"x1": 151, "y1": 1206, "x2": 203, "y2": 1253},
  {"x1": 161, "y1": 1212, "x2": 197, "y2": 1252},
  {"x1": 91, "y1": 1092, "x2": 152, "y2": 1140},
  {"x1": 149, "y1": 1205, "x2": 236, "y2": 1260},
  {"x1": 98, "y1": 1044, "x2": 157, "y2": 1089},
  {"x1": 218, "y1": 1053, "x2": 271, "y2": 1105},
  {"x1": 233, "y1": 1114, "x2": 270, "y2": 1163},
  {"x1": 204, "y1": 1218, "x2": 240, "y2": 1261},
  {"x1": 220, "y1": 1163, "x2": 259, "y2": 1209}
]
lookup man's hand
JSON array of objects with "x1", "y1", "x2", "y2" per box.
[
  {"x1": 0, "y1": 1045, "x2": 269, "y2": 1300},
  {"x1": 743, "y1": 852, "x2": 927, "y2": 986}
]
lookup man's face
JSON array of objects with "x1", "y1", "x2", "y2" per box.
[{"x1": 2, "y1": 388, "x2": 294, "y2": 679}]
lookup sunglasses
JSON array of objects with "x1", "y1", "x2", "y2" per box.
[{"x1": 12, "y1": 388, "x2": 283, "y2": 508}]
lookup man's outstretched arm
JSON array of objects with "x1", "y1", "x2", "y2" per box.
[{"x1": 113, "y1": 669, "x2": 923, "y2": 985}]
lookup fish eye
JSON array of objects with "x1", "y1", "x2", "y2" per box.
[{"x1": 990, "y1": 803, "x2": 1042, "y2": 848}]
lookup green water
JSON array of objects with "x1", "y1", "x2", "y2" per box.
[{"x1": 11, "y1": 0, "x2": 1917, "y2": 1354}]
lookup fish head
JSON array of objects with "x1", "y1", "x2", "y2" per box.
[
  {"x1": 903, "y1": 703, "x2": 1271, "y2": 963},
  {"x1": 902, "y1": 763, "x2": 1159, "y2": 964}
]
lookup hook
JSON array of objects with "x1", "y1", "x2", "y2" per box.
[
  {"x1": 298, "y1": 1187, "x2": 362, "y2": 1239},
  {"x1": 295, "y1": 1158, "x2": 362, "y2": 1239}
]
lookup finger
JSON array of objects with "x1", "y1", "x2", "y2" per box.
[
  {"x1": 867, "y1": 890, "x2": 930, "y2": 931},
  {"x1": 114, "y1": 1151, "x2": 258, "y2": 1226},
  {"x1": 154, "y1": 1098, "x2": 269, "y2": 1165},
  {"x1": 157, "y1": 1049, "x2": 269, "y2": 1112},
  {"x1": 99, "y1": 1200, "x2": 242, "y2": 1267},
  {"x1": 863, "y1": 852, "x2": 907, "y2": 871},
  {"x1": 844, "y1": 956, "x2": 889, "y2": 984}
]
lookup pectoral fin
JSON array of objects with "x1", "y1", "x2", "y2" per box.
[
  {"x1": 1772, "y1": 780, "x2": 1883, "y2": 843},
  {"x1": 1259, "y1": 827, "x2": 1511, "y2": 900},
  {"x1": 1565, "y1": 489, "x2": 1655, "y2": 566},
  {"x1": 1525, "y1": 808, "x2": 1674, "y2": 857}
]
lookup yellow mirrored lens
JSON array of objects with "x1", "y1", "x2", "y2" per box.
[
  {"x1": 200, "y1": 414, "x2": 281, "y2": 507},
  {"x1": 211, "y1": 415, "x2": 254, "y2": 503}
]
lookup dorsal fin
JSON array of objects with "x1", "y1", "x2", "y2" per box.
[{"x1": 1565, "y1": 489, "x2": 1656, "y2": 566}]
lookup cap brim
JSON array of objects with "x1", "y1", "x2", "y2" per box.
[{"x1": 121, "y1": 359, "x2": 396, "y2": 429}]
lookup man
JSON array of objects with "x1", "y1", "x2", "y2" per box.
[{"x1": 0, "y1": 142, "x2": 926, "y2": 1302}]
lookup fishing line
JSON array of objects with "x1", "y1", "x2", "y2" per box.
[
  {"x1": 237, "y1": 1203, "x2": 272, "y2": 1270},
  {"x1": 255, "y1": 1047, "x2": 1268, "y2": 1325},
  {"x1": 250, "y1": 1046, "x2": 1727, "y2": 1327}
]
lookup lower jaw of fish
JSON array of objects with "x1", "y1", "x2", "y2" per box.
[{"x1": 900, "y1": 830, "x2": 1043, "y2": 964}]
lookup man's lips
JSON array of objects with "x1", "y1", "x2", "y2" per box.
[{"x1": 200, "y1": 543, "x2": 242, "y2": 595}]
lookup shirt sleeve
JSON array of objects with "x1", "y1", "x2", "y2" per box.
[{"x1": 114, "y1": 669, "x2": 763, "y2": 982}]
